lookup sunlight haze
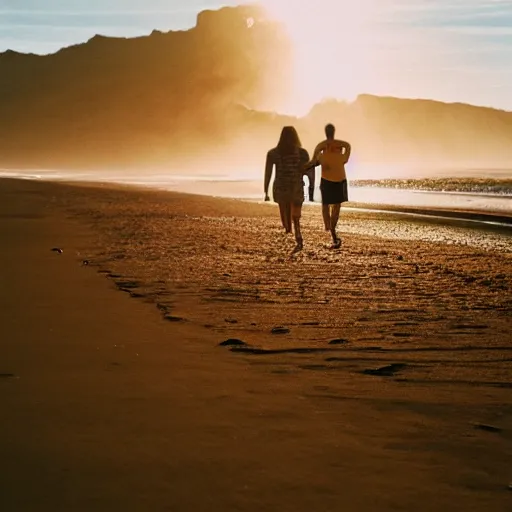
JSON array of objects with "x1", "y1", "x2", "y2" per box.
[
  {"x1": 259, "y1": 0, "x2": 383, "y2": 114},
  {"x1": 258, "y1": 0, "x2": 512, "y2": 115}
]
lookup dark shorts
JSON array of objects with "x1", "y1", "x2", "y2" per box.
[{"x1": 320, "y1": 178, "x2": 348, "y2": 205}]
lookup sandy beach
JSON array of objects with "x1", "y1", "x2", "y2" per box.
[{"x1": 1, "y1": 177, "x2": 511, "y2": 511}]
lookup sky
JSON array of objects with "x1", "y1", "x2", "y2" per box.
[{"x1": 1, "y1": 0, "x2": 512, "y2": 114}]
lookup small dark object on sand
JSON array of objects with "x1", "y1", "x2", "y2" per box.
[
  {"x1": 219, "y1": 339, "x2": 247, "y2": 347},
  {"x1": 397, "y1": 255, "x2": 404, "y2": 261},
  {"x1": 329, "y1": 338, "x2": 349, "y2": 345},
  {"x1": 225, "y1": 318, "x2": 238, "y2": 324},
  {"x1": 271, "y1": 326, "x2": 290, "y2": 335},
  {"x1": 472, "y1": 423, "x2": 503, "y2": 433},
  {"x1": 51, "y1": 247, "x2": 63, "y2": 254},
  {"x1": 82, "y1": 260, "x2": 89, "y2": 266},
  {"x1": 363, "y1": 363, "x2": 407, "y2": 376},
  {"x1": 0, "y1": 373, "x2": 15, "y2": 378}
]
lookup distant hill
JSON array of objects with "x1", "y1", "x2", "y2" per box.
[
  {"x1": 303, "y1": 95, "x2": 512, "y2": 167},
  {"x1": 0, "y1": 5, "x2": 292, "y2": 169},
  {"x1": 241, "y1": 95, "x2": 512, "y2": 170},
  {"x1": 1, "y1": 5, "x2": 511, "y2": 173}
]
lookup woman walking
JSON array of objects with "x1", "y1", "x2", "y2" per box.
[{"x1": 264, "y1": 126, "x2": 310, "y2": 250}]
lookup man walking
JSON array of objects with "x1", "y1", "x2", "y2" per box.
[{"x1": 306, "y1": 123, "x2": 351, "y2": 248}]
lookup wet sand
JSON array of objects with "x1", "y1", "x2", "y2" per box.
[{"x1": 0, "y1": 178, "x2": 511, "y2": 511}]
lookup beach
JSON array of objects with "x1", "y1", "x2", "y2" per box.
[{"x1": 1, "y1": 177, "x2": 511, "y2": 511}]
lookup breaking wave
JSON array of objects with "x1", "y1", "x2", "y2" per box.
[{"x1": 351, "y1": 178, "x2": 512, "y2": 197}]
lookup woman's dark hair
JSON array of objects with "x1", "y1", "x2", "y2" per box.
[{"x1": 276, "y1": 126, "x2": 302, "y2": 155}]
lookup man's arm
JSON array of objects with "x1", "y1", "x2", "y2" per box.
[
  {"x1": 341, "y1": 141, "x2": 351, "y2": 163},
  {"x1": 264, "y1": 150, "x2": 274, "y2": 200}
]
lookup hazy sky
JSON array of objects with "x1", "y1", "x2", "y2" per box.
[{"x1": 1, "y1": 0, "x2": 511, "y2": 114}]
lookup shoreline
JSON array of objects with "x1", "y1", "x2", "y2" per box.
[
  {"x1": 2, "y1": 174, "x2": 512, "y2": 230},
  {"x1": 1, "y1": 170, "x2": 512, "y2": 220},
  {"x1": 1, "y1": 177, "x2": 511, "y2": 511},
  {"x1": 343, "y1": 203, "x2": 512, "y2": 229}
]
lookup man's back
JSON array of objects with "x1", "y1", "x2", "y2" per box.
[{"x1": 312, "y1": 139, "x2": 350, "y2": 182}]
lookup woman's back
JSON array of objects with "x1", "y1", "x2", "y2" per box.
[
  {"x1": 264, "y1": 126, "x2": 310, "y2": 205},
  {"x1": 268, "y1": 147, "x2": 309, "y2": 184}
]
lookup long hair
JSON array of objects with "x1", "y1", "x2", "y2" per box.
[{"x1": 276, "y1": 126, "x2": 302, "y2": 156}]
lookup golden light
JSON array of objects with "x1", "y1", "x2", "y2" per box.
[{"x1": 258, "y1": 0, "x2": 380, "y2": 115}]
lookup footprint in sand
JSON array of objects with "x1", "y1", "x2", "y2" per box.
[
  {"x1": 329, "y1": 338, "x2": 349, "y2": 345},
  {"x1": 471, "y1": 423, "x2": 502, "y2": 433},
  {"x1": 451, "y1": 323, "x2": 488, "y2": 330},
  {"x1": 115, "y1": 280, "x2": 140, "y2": 290},
  {"x1": 164, "y1": 315, "x2": 185, "y2": 322},
  {"x1": 230, "y1": 347, "x2": 331, "y2": 355},
  {"x1": 271, "y1": 326, "x2": 290, "y2": 335},
  {"x1": 363, "y1": 363, "x2": 407, "y2": 377},
  {"x1": 299, "y1": 364, "x2": 332, "y2": 371},
  {"x1": 219, "y1": 339, "x2": 247, "y2": 347}
]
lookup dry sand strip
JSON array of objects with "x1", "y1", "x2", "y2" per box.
[{"x1": 0, "y1": 178, "x2": 511, "y2": 512}]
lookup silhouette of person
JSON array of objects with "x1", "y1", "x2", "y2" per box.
[
  {"x1": 264, "y1": 126, "x2": 311, "y2": 251},
  {"x1": 305, "y1": 123, "x2": 351, "y2": 248}
]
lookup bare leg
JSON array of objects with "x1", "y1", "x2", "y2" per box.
[
  {"x1": 284, "y1": 202, "x2": 292, "y2": 233},
  {"x1": 330, "y1": 203, "x2": 342, "y2": 248},
  {"x1": 291, "y1": 203, "x2": 303, "y2": 249},
  {"x1": 330, "y1": 203, "x2": 341, "y2": 238},
  {"x1": 278, "y1": 202, "x2": 292, "y2": 233},
  {"x1": 289, "y1": 204, "x2": 303, "y2": 253},
  {"x1": 278, "y1": 202, "x2": 287, "y2": 230},
  {"x1": 322, "y1": 204, "x2": 331, "y2": 231},
  {"x1": 293, "y1": 217, "x2": 302, "y2": 244}
]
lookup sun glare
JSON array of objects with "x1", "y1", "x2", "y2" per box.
[{"x1": 259, "y1": 0, "x2": 379, "y2": 115}]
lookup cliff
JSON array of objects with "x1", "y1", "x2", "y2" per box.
[{"x1": 0, "y1": 5, "x2": 292, "y2": 169}]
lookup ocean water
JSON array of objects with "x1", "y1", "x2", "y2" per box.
[{"x1": 1, "y1": 167, "x2": 512, "y2": 217}]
